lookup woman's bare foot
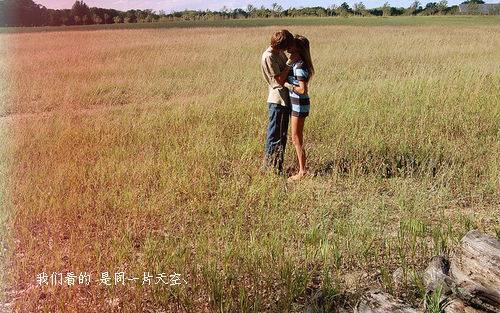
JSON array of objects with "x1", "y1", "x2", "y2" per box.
[{"x1": 288, "y1": 171, "x2": 307, "y2": 181}]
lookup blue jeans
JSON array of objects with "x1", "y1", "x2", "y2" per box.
[{"x1": 263, "y1": 102, "x2": 291, "y2": 174}]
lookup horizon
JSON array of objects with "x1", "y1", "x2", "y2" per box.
[{"x1": 34, "y1": 0, "x2": 498, "y2": 13}]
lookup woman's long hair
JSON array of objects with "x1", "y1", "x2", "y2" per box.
[{"x1": 294, "y1": 35, "x2": 314, "y2": 81}]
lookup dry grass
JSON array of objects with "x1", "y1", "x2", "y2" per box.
[{"x1": 0, "y1": 21, "x2": 499, "y2": 312}]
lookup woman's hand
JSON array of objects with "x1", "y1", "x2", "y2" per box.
[
  {"x1": 293, "y1": 81, "x2": 308, "y2": 95},
  {"x1": 284, "y1": 82, "x2": 294, "y2": 91}
]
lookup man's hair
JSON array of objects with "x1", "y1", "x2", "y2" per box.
[{"x1": 270, "y1": 30, "x2": 294, "y2": 50}]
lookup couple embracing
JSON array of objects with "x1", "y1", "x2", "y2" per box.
[{"x1": 260, "y1": 29, "x2": 314, "y2": 181}]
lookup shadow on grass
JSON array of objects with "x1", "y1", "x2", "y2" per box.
[{"x1": 311, "y1": 152, "x2": 455, "y2": 179}]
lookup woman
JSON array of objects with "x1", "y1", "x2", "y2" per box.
[{"x1": 284, "y1": 35, "x2": 314, "y2": 181}]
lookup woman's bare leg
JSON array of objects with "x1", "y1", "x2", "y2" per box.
[{"x1": 289, "y1": 116, "x2": 307, "y2": 180}]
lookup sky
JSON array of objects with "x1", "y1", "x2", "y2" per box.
[{"x1": 35, "y1": 0, "x2": 486, "y2": 12}]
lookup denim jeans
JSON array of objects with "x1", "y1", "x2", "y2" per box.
[{"x1": 263, "y1": 102, "x2": 291, "y2": 174}]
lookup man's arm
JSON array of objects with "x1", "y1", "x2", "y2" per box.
[
  {"x1": 272, "y1": 54, "x2": 301, "y2": 87},
  {"x1": 266, "y1": 56, "x2": 292, "y2": 88}
]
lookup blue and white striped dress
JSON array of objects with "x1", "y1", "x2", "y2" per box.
[{"x1": 288, "y1": 60, "x2": 310, "y2": 117}]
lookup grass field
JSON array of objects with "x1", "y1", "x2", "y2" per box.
[
  {"x1": 2, "y1": 15, "x2": 500, "y2": 34},
  {"x1": 1, "y1": 17, "x2": 499, "y2": 312}
]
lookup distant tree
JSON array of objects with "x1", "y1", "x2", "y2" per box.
[
  {"x1": 405, "y1": 0, "x2": 421, "y2": 15},
  {"x1": 232, "y1": 8, "x2": 247, "y2": 18},
  {"x1": 91, "y1": 13, "x2": 102, "y2": 23},
  {"x1": 421, "y1": 2, "x2": 438, "y2": 14},
  {"x1": 44, "y1": 9, "x2": 58, "y2": 25},
  {"x1": 60, "y1": 10, "x2": 72, "y2": 25},
  {"x1": 0, "y1": 2, "x2": 4, "y2": 26},
  {"x1": 0, "y1": 0, "x2": 469, "y2": 27},
  {"x1": 246, "y1": 4, "x2": 256, "y2": 16},
  {"x1": 460, "y1": 0, "x2": 484, "y2": 4},
  {"x1": 466, "y1": 2, "x2": 481, "y2": 14},
  {"x1": 491, "y1": 4, "x2": 500, "y2": 14},
  {"x1": 336, "y1": 2, "x2": 353, "y2": 16},
  {"x1": 447, "y1": 4, "x2": 459, "y2": 14},
  {"x1": 458, "y1": 0, "x2": 483, "y2": 14},
  {"x1": 255, "y1": 5, "x2": 271, "y2": 17},
  {"x1": 316, "y1": 7, "x2": 324, "y2": 15},
  {"x1": 124, "y1": 10, "x2": 137, "y2": 23},
  {"x1": 0, "y1": 0, "x2": 46, "y2": 26},
  {"x1": 220, "y1": 5, "x2": 230, "y2": 18},
  {"x1": 136, "y1": 9, "x2": 155, "y2": 22},
  {"x1": 180, "y1": 10, "x2": 199, "y2": 20},
  {"x1": 71, "y1": 1, "x2": 90, "y2": 24},
  {"x1": 271, "y1": 3, "x2": 283, "y2": 17},
  {"x1": 437, "y1": 0, "x2": 448, "y2": 13},
  {"x1": 382, "y1": 2, "x2": 392, "y2": 16},
  {"x1": 354, "y1": 2, "x2": 370, "y2": 16}
]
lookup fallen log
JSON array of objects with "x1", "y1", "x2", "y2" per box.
[
  {"x1": 449, "y1": 230, "x2": 500, "y2": 311},
  {"x1": 443, "y1": 297, "x2": 487, "y2": 313},
  {"x1": 355, "y1": 290, "x2": 421, "y2": 313}
]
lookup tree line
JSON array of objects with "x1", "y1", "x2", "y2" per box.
[{"x1": 0, "y1": 0, "x2": 494, "y2": 27}]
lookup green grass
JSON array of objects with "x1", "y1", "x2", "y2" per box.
[
  {"x1": 1, "y1": 21, "x2": 499, "y2": 312},
  {"x1": 2, "y1": 15, "x2": 500, "y2": 34},
  {"x1": 0, "y1": 35, "x2": 14, "y2": 310}
]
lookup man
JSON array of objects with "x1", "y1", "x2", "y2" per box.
[{"x1": 260, "y1": 29, "x2": 296, "y2": 175}]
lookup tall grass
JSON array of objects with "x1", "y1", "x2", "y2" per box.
[
  {"x1": 0, "y1": 32, "x2": 15, "y2": 311},
  {"x1": 1, "y1": 21, "x2": 499, "y2": 311},
  {"x1": 2, "y1": 15, "x2": 500, "y2": 34}
]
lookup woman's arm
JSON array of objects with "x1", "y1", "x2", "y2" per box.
[
  {"x1": 275, "y1": 54, "x2": 300, "y2": 86},
  {"x1": 292, "y1": 80, "x2": 308, "y2": 95},
  {"x1": 274, "y1": 65, "x2": 292, "y2": 86}
]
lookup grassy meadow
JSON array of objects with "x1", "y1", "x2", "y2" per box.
[
  {"x1": 3, "y1": 15, "x2": 500, "y2": 34},
  {"x1": 0, "y1": 17, "x2": 500, "y2": 312}
]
